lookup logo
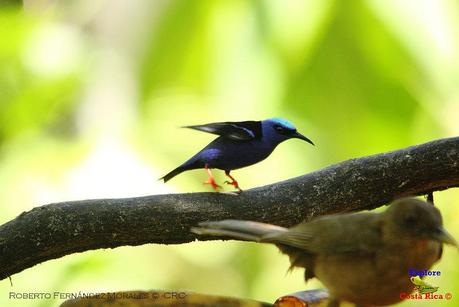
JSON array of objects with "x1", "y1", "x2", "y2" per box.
[
  {"x1": 408, "y1": 269, "x2": 441, "y2": 278},
  {"x1": 410, "y1": 276, "x2": 438, "y2": 294},
  {"x1": 400, "y1": 270, "x2": 452, "y2": 301}
]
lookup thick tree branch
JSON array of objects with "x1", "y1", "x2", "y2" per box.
[{"x1": 1, "y1": 137, "x2": 458, "y2": 280}]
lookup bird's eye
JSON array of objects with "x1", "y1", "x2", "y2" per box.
[
  {"x1": 404, "y1": 215, "x2": 417, "y2": 225},
  {"x1": 274, "y1": 125, "x2": 285, "y2": 133}
]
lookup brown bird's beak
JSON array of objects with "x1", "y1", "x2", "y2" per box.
[
  {"x1": 431, "y1": 226, "x2": 458, "y2": 247},
  {"x1": 293, "y1": 132, "x2": 314, "y2": 146}
]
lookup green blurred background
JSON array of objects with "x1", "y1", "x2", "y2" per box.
[{"x1": 1, "y1": 0, "x2": 459, "y2": 306}]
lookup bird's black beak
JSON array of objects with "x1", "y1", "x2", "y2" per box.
[
  {"x1": 293, "y1": 132, "x2": 314, "y2": 146},
  {"x1": 431, "y1": 226, "x2": 458, "y2": 247}
]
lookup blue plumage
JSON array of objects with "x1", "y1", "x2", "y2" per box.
[{"x1": 161, "y1": 118, "x2": 314, "y2": 191}]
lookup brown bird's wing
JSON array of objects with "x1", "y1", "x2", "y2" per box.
[{"x1": 261, "y1": 213, "x2": 383, "y2": 254}]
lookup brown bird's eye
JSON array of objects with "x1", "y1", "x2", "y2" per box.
[{"x1": 404, "y1": 215, "x2": 416, "y2": 225}]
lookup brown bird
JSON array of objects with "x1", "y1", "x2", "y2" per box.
[{"x1": 191, "y1": 198, "x2": 458, "y2": 306}]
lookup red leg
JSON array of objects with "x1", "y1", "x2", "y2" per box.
[
  {"x1": 203, "y1": 165, "x2": 221, "y2": 191},
  {"x1": 224, "y1": 170, "x2": 242, "y2": 192}
]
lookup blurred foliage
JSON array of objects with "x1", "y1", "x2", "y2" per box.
[
  {"x1": 0, "y1": 1, "x2": 459, "y2": 307},
  {"x1": 0, "y1": 11, "x2": 82, "y2": 144}
]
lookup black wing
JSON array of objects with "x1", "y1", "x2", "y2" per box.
[{"x1": 183, "y1": 121, "x2": 262, "y2": 141}]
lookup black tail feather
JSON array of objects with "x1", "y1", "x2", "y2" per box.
[
  {"x1": 160, "y1": 159, "x2": 203, "y2": 183},
  {"x1": 160, "y1": 166, "x2": 186, "y2": 182}
]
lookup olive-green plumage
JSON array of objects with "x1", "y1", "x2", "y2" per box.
[{"x1": 192, "y1": 198, "x2": 458, "y2": 306}]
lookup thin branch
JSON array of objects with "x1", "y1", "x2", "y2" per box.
[{"x1": 0, "y1": 137, "x2": 458, "y2": 280}]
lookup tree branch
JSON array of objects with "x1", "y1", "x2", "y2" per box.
[{"x1": 1, "y1": 137, "x2": 458, "y2": 280}]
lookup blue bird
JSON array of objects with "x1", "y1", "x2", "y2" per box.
[{"x1": 160, "y1": 118, "x2": 314, "y2": 192}]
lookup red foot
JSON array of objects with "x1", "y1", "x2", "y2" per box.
[
  {"x1": 204, "y1": 178, "x2": 221, "y2": 190},
  {"x1": 224, "y1": 171, "x2": 242, "y2": 193},
  {"x1": 204, "y1": 165, "x2": 221, "y2": 191}
]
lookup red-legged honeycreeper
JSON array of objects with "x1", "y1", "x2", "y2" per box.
[{"x1": 160, "y1": 118, "x2": 314, "y2": 192}]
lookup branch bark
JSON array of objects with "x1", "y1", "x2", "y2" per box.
[{"x1": 1, "y1": 137, "x2": 458, "y2": 280}]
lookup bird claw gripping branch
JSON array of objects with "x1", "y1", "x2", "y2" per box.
[
  {"x1": 203, "y1": 165, "x2": 221, "y2": 191},
  {"x1": 224, "y1": 170, "x2": 242, "y2": 193}
]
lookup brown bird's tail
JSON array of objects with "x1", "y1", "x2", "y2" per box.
[
  {"x1": 192, "y1": 220, "x2": 313, "y2": 277},
  {"x1": 191, "y1": 220, "x2": 287, "y2": 242}
]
